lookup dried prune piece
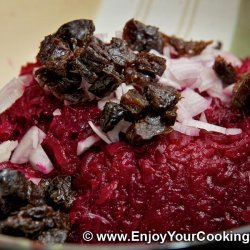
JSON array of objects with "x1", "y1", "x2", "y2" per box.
[
  {"x1": 145, "y1": 85, "x2": 180, "y2": 110},
  {"x1": 106, "y1": 37, "x2": 136, "y2": 67},
  {"x1": 162, "y1": 34, "x2": 212, "y2": 56},
  {"x1": 213, "y1": 55, "x2": 237, "y2": 85},
  {"x1": 162, "y1": 107, "x2": 177, "y2": 126},
  {"x1": 232, "y1": 73, "x2": 250, "y2": 114},
  {"x1": 123, "y1": 19, "x2": 164, "y2": 53},
  {"x1": 126, "y1": 115, "x2": 169, "y2": 145},
  {"x1": 100, "y1": 102, "x2": 127, "y2": 132},
  {"x1": 40, "y1": 176, "x2": 75, "y2": 210},
  {"x1": 120, "y1": 89, "x2": 149, "y2": 116},
  {"x1": 77, "y1": 38, "x2": 111, "y2": 77},
  {"x1": 88, "y1": 69, "x2": 121, "y2": 98},
  {"x1": 135, "y1": 52, "x2": 166, "y2": 76},
  {"x1": 124, "y1": 67, "x2": 156, "y2": 86},
  {"x1": 55, "y1": 19, "x2": 95, "y2": 49},
  {"x1": 37, "y1": 35, "x2": 73, "y2": 75},
  {"x1": 38, "y1": 229, "x2": 68, "y2": 244}
]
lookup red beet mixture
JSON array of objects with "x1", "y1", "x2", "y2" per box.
[{"x1": 0, "y1": 60, "x2": 250, "y2": 243}]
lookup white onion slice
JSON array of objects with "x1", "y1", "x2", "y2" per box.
[
  {"x1": 0, "y1": 75, "x2": 32, "y2": 114},
  {"x1": 52, "y1": 108, "x2": 61, "y2": 116},
  {"x1": 27, "y1": 177, "x2": 42, "y2": 185},
  {"x1": 29, "y1": 145, "x2": 54, "y2": 174},
  {"x1": 182, "y1": 119, "x2": 242, "y2": 135},
  {"x1": 199, "y1": 112, "x2": 207, "y2": 123},
  {"x1": 177, "y1": 88, "x2": 211, "y2": 121},
  {"x1": 172, "y1": 122, "x2": 200, "y2": 136},
  {"x1": 88, "y1": 121, "x2": 111, "y2": 144},
  {"x1": 223, "y1": 83, "x2": 235, "y2": 97},
  {"x1": 0, "y1": 140, "x2": 18, "y2": 163},
  {"x1": 107, "y1": 120, "x2": 131, "y2": 142},
  {"x1": 11, "y1": 126, "x2": 46, "y2": 164},
  {"x1": 77, "y1": 135, "x2": 100, "y2": 155}
]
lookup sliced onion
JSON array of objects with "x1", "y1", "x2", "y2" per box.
[
  {"x1": 77, "y1": 135, "x2": 100, "y2": 156},
  {"x1": 29, "y1": 145, "x2": 54, "y2": 174},
  {"x1": 11, "y1": 126, "x2": 46, "y2": 164},
  {"x1": 52, "y1": 108, "x2": 61, "y2": 116},
  {"x1": 199, "y1": 112, "x2": 207, "y2": 123},
  {"x1": 0, "y1": 140, "x2": 18, "y2": 163},
  {"x1": 0, "y1": 75, "x2": 32, "y2": 114},
  {"x1": 172, "y1": 122, "x2": 200, "y2": 136},
  {"x1": 157, "y1": 71, "x2": 182, "y2": 90},
  {"x1": 88, "y1": 121, "x2": 111, "y2": 144},
  {"x1": 182, "y1": 119, "x2": 242, "y2": 135},
  {"x1": 107, "y1": 120, "x2": 131, "y2": 142},
  {"x1": 223, "y1": 83, "x2": 235, "y2": 97},
  {"x1": 177, "y1": 88, "x2": 211, "y2": 121},
  {"x1": 199, "y1": 68, "x2": 221, "y2": 92}
]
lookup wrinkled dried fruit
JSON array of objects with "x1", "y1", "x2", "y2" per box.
[
  {"x1": 38, "y1": 229, "x2": 68, "y2": 244},
  {"x1": 37, "y1": 35, "x2": 73, "y2": 76},
  {"x1": 121, "y1": 89, "x2": 149, "y2": 116},
  {"x1": 232, "y1": 73, "x2": 250, "y2": 114},
  {"x1": 55, "y1": 19, "x2": 95, "y2": 49},
  {"x1": 162, "y1": 34, "x2": 212, "y2": 56},
  {"x1": 162, "y1": 107, "x2": 177, "y2": 126},
  {"x1": 40, "y1": 176, "x2": 75, "y2": 210},
  {"x1": 126, "y1": 115, "x2": 168, "y2": 145},
  {"x1": 100, "y1": 102, "x2": 127, "y2": 132},
  {"x1": 213, "y1": 55, "x2": 237, "y2": 85},
  {"x1": 135, "y1": 52, "x2": 166, "y2": 76},
  {"x1": 145, "y1": 85, "x2": 180, "y2": 110},
  {"x1": 106, "y1": 38, "x2": 136, "y2": 67},
  {"x1": 123, "y1": 19, "x2": 164, "y2": 53},
  {"x1": 124, "y1": 67, "x2": 156, "y2": 86}
]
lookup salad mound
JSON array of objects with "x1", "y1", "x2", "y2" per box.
[{"x1": 0, "y1": 19, "x2": 249, "y2": 244}]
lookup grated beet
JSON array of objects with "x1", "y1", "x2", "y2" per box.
[{"x1": 0, "y1": 63, "x2": 250, "y2": 244}]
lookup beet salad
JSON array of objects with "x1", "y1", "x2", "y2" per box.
[{"x1": 0, "y1": 19, "x2": 249, "y2": 244}]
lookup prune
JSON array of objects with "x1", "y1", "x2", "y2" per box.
[
  {"x1": 77, "y1": 38, "x2": 111, "y2": 77},
  {"x1": 162, "y1": 107, "x2": 177, "y2": 126},
  {"x1": 123, "y1": 19, "x2": 164, "y2": 53},
  {"x1": 100, "y1": 102, "x2": 127, "y2": 132},
  {"x1": 124, "y1": 67, "x2": 156, "y2": 86},
  {"x1": 106, "y1": 37, "x2": 136, "y2": 67},
  {"x1": 88, "y1": 70, "x2": 121, "y2": 98},
  {"x1": 213, "y1": 55, "x2": 237, "y2": 85},
  {"x1": 162, "y1": 34, "x2": 212, "y2": 56},
  {"x1": 120, "y1": 89, "x2": 149, "y2": 116},
  {"x1": 37, "y1": 35, "x2": 73, "y2": 76},
  {"x1": 232, "y1": 73, "x2": 250, "y2": 114},
  {"x1": 55, "y1": 19, "x2": 95, "y2": 49},
  {"x1": 40, "y1": 176, "x2": 75, "y2": 210},
  {"x1": 145, "y1": 85, "x2": 180, "y2": 110},
  {"x1": 38, "y1": 229, "x2": 68, "y2": 244},
  {"x1": 126, "y1": 115, "x2": 168, "y2": 145},
  {"x1": 134, "y1": 52, "x2": 166, "y2": 76}
]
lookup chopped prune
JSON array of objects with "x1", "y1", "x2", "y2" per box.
[
  {"x1": 120, "y1": 89, "x2": 149, "y2": 116},
  {"x1": 134, "y1": 52, "x2": 166, "y2": 76},
  {"x1": 38, "y1": 229, "x2": 68, "y2": 244},
  {"x1": 55, "y1": 19, "x2": 95, "y2": 49},
  {"x1": 100, "y1": 102, "x2": 127, "y2": 132},
  {"x1": 77, "y1": 38, "x2": 111, "y2": 76},
  {"x1": 213, "y1": 55, "x2": 237, "y2": 85},
  {"x1": 123, "y1": 19, "x2": 164, "y2": 53},
  {"x1": 232, "y1": 73, "x2": 250, "y2": 114},
  {"x1": 40, "y1": 176, "x2": 75, "y2": 210},
  {"x1": 106, "y1": 37, "x2": 136, "y2": 67},
  {"x1": 162, "y1": 107, "x2": 177, "y2": 126},
  {"x1": 37, "y1": 35, "x2": 73, "y2": 76},
  {"x1": 124, "y1": 67, "x2": 156, "y2": 86},
  {"x1": 145, "y1": 85, "x2": 180, "y2": 110},
  {"x1": 162, "y1": 34, "x2": 212, "y2": 56},
  {"x1": 126, "y1": 115, "x2": 168, "y2": 145},
  {"x1": 88, "y1": 70, "x2": 121, "y2": 98}
]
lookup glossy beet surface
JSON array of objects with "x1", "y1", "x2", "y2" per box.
[{"x1": 0, "y1": 63, "x2": 249, "y2": 243}]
